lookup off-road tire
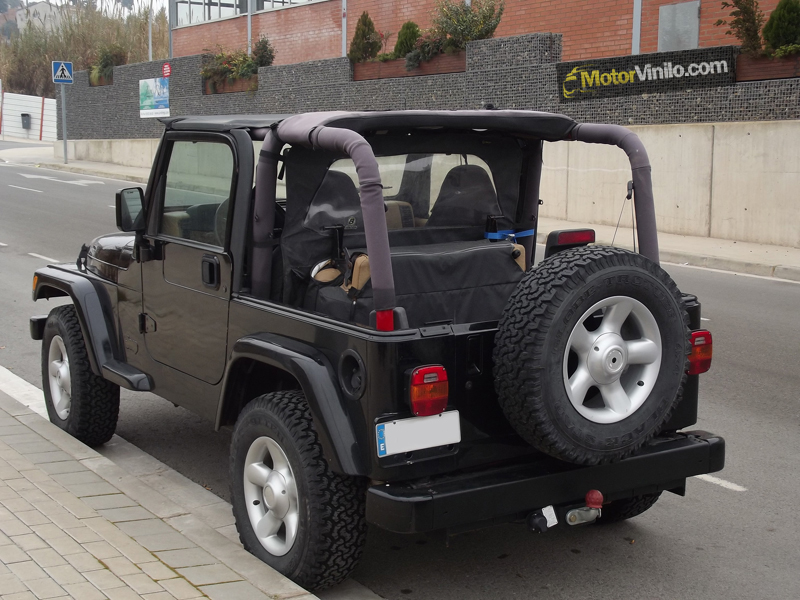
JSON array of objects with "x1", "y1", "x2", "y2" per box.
[
  {"x1": 493, "y1": 246, "x2": 690, "y2": 465},
  {"x1": 597, "y1": 492, "x2": 662, "y2": 523},
  {"x1": 230, "y1": 391, "x2": 367, "y2": 591},
  {"x1": 41, "y1": 304, "x2": 120, "y2": 446}
]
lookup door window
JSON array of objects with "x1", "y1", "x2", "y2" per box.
[{"x1": 160, "y1": 141, "x2": 235, "y2": 246}]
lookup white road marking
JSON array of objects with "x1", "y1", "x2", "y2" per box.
[
  {"x1": 28, "y1": 253, "x2": 59, "y2": 262},
  {"x1": 108, "y1": 205, "x2": 115, "y2": 208},
  {"x1": 19, "y1": 173, "x2": 103, "y2": 186},
  {"x1": 700, "y1": 317, "x2": 710, "y2": 321},
  {"x1": 694, "y1": 474, "x2": 747, "y2": 492},
  {"x1": 0, "y1": 364, "x2": 47, "y2": 417},
  {"x1": 0, "y1": 242, "x2": 7, "y2": 247},
  {"x1": 667, "y1": 262, "x2": 800, "y2": 285},
  {"x1": 9, "y1": 184, "x2": 43, "y2": 193}
]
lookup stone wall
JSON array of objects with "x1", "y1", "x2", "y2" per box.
[{"x1": 60, "y1": 33, "x2": 800, "y2": 140}]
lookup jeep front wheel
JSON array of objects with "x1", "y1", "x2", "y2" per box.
[
  {"x1": 41, "y1": 305, "x2": 120, "y2": 446},
  {"x1": 230, "y1": 391, "x2": 367, "y2": 591},
  {"x1": 494, "y1": 246, "x2": 690, "y2": 465}
]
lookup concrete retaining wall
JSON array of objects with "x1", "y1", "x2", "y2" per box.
[{"x1": 539, "y1": 120, "x2": 800, "y2": 248}]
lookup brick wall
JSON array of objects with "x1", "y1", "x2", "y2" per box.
[{"x1": 639, "y1": 0, "x2": 779, "y2": 54}]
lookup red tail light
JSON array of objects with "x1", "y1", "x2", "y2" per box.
[
  {"x1": 688, "y1": 330, "x2": 712, "y2": 375},
  {"x1": 409, "y1": 365, "x2": 448, "y2": 416},
  {"x1": 557, "y1": 229, "x2": 595, "y2": 245},
  {"x1": 375, "y1": 309, "x2": 394, "y2": 331}
]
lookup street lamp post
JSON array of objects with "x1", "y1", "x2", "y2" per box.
[{"x1": 148, "y1": 0, "x2": 153, "y2": 62}]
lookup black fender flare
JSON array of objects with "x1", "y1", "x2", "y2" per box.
[
  {"x1": 218, "y1": 333, "x2": 366, "y2": 477},
  {"x1": 32, "y1": 266, "x2": 120, "y2": 377}
]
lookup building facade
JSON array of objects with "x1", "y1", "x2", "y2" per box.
[{"x1": 170, "y1": 0, "x2": 781, "y2": 65}]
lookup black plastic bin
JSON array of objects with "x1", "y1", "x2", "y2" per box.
[{"x1": 21, "y1": 113, "x2": 31, "y2": 129}]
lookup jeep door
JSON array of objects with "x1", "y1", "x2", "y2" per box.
[{"x1": 141, "y1": 133, "x2": 236, "y2": 385}]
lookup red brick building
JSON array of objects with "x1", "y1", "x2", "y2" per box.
[{"x1": 171, "y1": 0, "x2": 780, "y2": 65}]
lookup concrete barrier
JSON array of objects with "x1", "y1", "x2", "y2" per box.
[
  {"x1": 55, "y1": 120, "x2": 800, "y2": 248},
  {"x1": 541, "y1": 120, "x2": 800, "y2": 248}
]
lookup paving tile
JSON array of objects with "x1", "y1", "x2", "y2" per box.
[
  {"x1": 138, "y1": 562, "x2": 176, "y2": 581},
  {"x1": 176, "y1": 565, "x2": 241, "y2": 586},
  {"x1": 50, "y1": 471, "x2": 104, "y2": 486},
  {"x1": 26, "y1": 547, "x2": 67, "y2": 568},
  {"x1": 32, "y1": 482, "x2": 66, "y2": 497},
  {"x1": 6, "y1": 479, "x2": 37, "y2": 493},
  {"x1": 22, "y1": 577, "x2": 66, "y2": 599},
  {"x1": 37, "y1": 461, "x2": 86, "y2": 476},
  {"x1": 64, "y1": 526, "x2": 103, "y2": 544},
  {"x1": 0, "y1": 505, "x2": 15, "y2": 520},
  {"x1": 7, "y1": 560, "x2": 48, "y2": 582},
  {"x1": 200, "y1": 581, "x2": 270, "y2": 600},
  {"x1": 0, "y1": 486, "x2": 21, "y2": 501},
  {"x1": 0, "y1": 543, "x2": 30, "y2": 564},
  {"x1": 154, "y1": 549, "x2": 216, "y2": 569},
  {"x1": 0, "y1": 563, "x2": 9, "y2": 575},
  {"x1": 61, "y1": 581, "x2": 107, "y2": 600},
  {"x1": 19, "y1": 470, "x2": 53, "y2": 486},
  {"x1": 104, "y1": 587, "x2": 145, "y2": 600},
  {"x1": 16, "y1": 490, "x2": 50, "y2": 505},
  {"x1": 24, "y1": 451, "x2": 73, "y2": 465},
  {"x1": 29, "y1": 524, "x2": 66, "y2": 542},
  {"x1": 1, "y1": 498, "x2": 34, "y2": 513},
  {"x1": 0, "y1": 530, "x2": 11, "y2": 545},
  {"x1": 45, "y1": 534, "x2": 84, "y2": 557},
  {"x1": 65, "y1": 552, "x2": 105, "y2": 573},
  {"x1": 82, "y1": 541, "x2": 121, "y2": 560},
  {"x1": 10, "y1": 534, "x2": 49, "y2": 552},
  {"x1": 120, "y1": 573, "x2": 163, "y2": 595},
  {"x1": 81, "y1": 495, "x2": 138, "y2": 511},
  {"x1": 83, "y1": 569, "x2": 126, "y2": 590},
  {"x1": 100, "y1": 557, "x2": 141, "y2": 578},
  {"x1": 27, "y1": 500, "x2": 65, "y2": 518},
  {"x1": 47, "y1": 511, "x2": 82, "y2": 531},
  {"x1": 44, "y1": 564, "x2": 86, "y2": 586},
  {"x1": 189, "y1": 503, "x2": 234, "y2": 530},
  {"x1": 0, "y1": 518, "x2": 32, "y2": 537},
  {"x1": 136, "y1": 533, "x2": 196, "y2": 553},
  {"x1": 11, "y1": 441, "x2": 59, "y2": 455},
  {"x1": 116, "y1": 520, "x2": 175, "y2": 538},
  {"x1": 141, "y1": 593, "x2": 176, "y2": 600},
  {"x1": 48, "y1": 493, "x2": 96, "y2": 519},
  {"x1": 81, "y1": 520, "x2": 157, "y2": 565},
  {"x1": 97, "y1": 508, "x2": 156, "y2": 524},
  {"x1": 1, "y1": 591, "x2": 38, "y2": 600},
  {"x1": 16, "y1": 511, "x2": 50, "y2": 527},
  {"x1": 0, "y1": 573, "x2": 28, "y2": 595},
  {"x1": 158, "y1": 578, "x2": 203, "y2": 600},
  {"x1": 64, "y1": 482, "x2": 120, "y2": 499}
]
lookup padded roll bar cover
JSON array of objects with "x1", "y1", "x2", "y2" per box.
[
  {"x1": 276, "y1": 117, "x2": 396, "y2": 311},
  {"x1": 252, "y1": 130, "x2": 282, "y2": 298},
  {"x1": 569, "y1": 123, "x2": 659, "y2": 263}
]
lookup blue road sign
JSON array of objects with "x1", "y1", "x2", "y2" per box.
[{"x1": 52, "y1": 61, "x2": 74, "y2": 84}]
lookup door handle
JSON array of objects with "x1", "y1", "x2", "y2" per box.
[{"x1": 201, "y1": 255, "x2": 220, "y2": 289}]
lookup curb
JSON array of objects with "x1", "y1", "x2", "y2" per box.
[{"x1": 38, "y1": 162, "x2": 150, "y2": 184}]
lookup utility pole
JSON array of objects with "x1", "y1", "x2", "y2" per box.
[
  {"x1": 341, "y1": 0, "x2": 347, "y2": 57},
  {"x1": 148, "y1": 0, "x2": 153, "y2": 62}
]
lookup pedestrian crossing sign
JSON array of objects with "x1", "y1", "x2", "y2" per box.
[{"x1": 52, "y1": 61, "x2": 74, "y2": 84}]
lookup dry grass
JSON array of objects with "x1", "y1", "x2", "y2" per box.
[{"x1": 0, "y1": 1, "x2": 168, "y2": 97}]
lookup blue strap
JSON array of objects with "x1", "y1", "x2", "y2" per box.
[{"x1": 484, "y1": 229, "x2": 535, "y2": 241}]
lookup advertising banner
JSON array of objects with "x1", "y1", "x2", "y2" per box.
[
  {"x1": 557, "y1": 47, "x2": 737, "y2": 103},
  {"x1": 139, "y1": 77, "x2": 170, "y2": 118}
]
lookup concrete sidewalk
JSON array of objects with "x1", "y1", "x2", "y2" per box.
[
  {"x1": 2, "y1": 143, "x2": 799, "y2": 283},
  {"x1": 0, "y1": 390, "x2": 316, "y2": 600}
]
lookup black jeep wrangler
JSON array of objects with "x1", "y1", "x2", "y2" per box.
[{"x1": 31, "y1": 110, "x2": 723, "y2": 591}]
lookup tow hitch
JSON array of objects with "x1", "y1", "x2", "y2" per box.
[{"x1": 527, "y1": 490, "x2": 604, "y2": 532}]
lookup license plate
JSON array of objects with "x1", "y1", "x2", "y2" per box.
[{"x1": 376, "y1": 411, "x2": 461, "y2": 458}]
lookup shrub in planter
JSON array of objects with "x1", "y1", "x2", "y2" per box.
[
  {"x1": 252, "y1": 35, "x2": 276, "y2": 67},
  {"x1": 348, "y1": 12, "x2": 381, "y2": 62},
  {"x1": 394, "y1": 21, "x2": 421, "y2": 58},
  {"x1": 90, "y1": 44, "x2": 127, "y2": 85},
  {"x1": 432, "y1": 0, "x2": 505, "y2": 51},
  {"x1": 201, "y1": 48, "x2": 258, "y2": 92},
  {"x1": 715, "y1": 0, "x2": 765, "y2": 55},
  {"x1": 405, "y1": 32, "x2": 447, "y2": 70},
  {"x1": 763, "y1": 0, "x2": 800, "y2": 51}
]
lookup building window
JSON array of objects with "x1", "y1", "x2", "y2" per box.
[
  {"x1": 174, "y1": 0, "x2": 316, "y2": 27},
  {"x1": 658, "y1": 1, "x2": 700, "y2": 52}
]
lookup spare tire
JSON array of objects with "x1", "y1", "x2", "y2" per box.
[{"x1": 493, "y1": 246, "x2": 689, "y2": 465}]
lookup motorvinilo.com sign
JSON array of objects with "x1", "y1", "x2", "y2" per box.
[{"x1": 557, "y1": 47, "x2": 737, "y2": 103}]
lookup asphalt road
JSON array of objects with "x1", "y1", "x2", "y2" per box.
[{"x1": 1, "y1": 161, "x2": 799, "y2": 599}]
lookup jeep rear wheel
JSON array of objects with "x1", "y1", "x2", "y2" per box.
[
  {"x1": 41, "y1": 305, "x2": 120, "y2": 446},
  {"x1": 494, "y1": 246, "x2": 690, "y2": 465},
  {"x1": 230, "y1": 391, "x2": 367, "y2": 591}
]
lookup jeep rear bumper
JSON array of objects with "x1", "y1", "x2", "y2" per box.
[{"x1": 366, "y1": 431, "x2": 725, "y2": 533}]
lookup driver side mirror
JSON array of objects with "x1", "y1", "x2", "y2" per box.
[{"x1": 116, "y1": 187, "x2": 145, "y2": 232}]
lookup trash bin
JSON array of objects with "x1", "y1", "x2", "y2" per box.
[{"x1": 21, "y1": 113, "x2": 31, "y2": 129}]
